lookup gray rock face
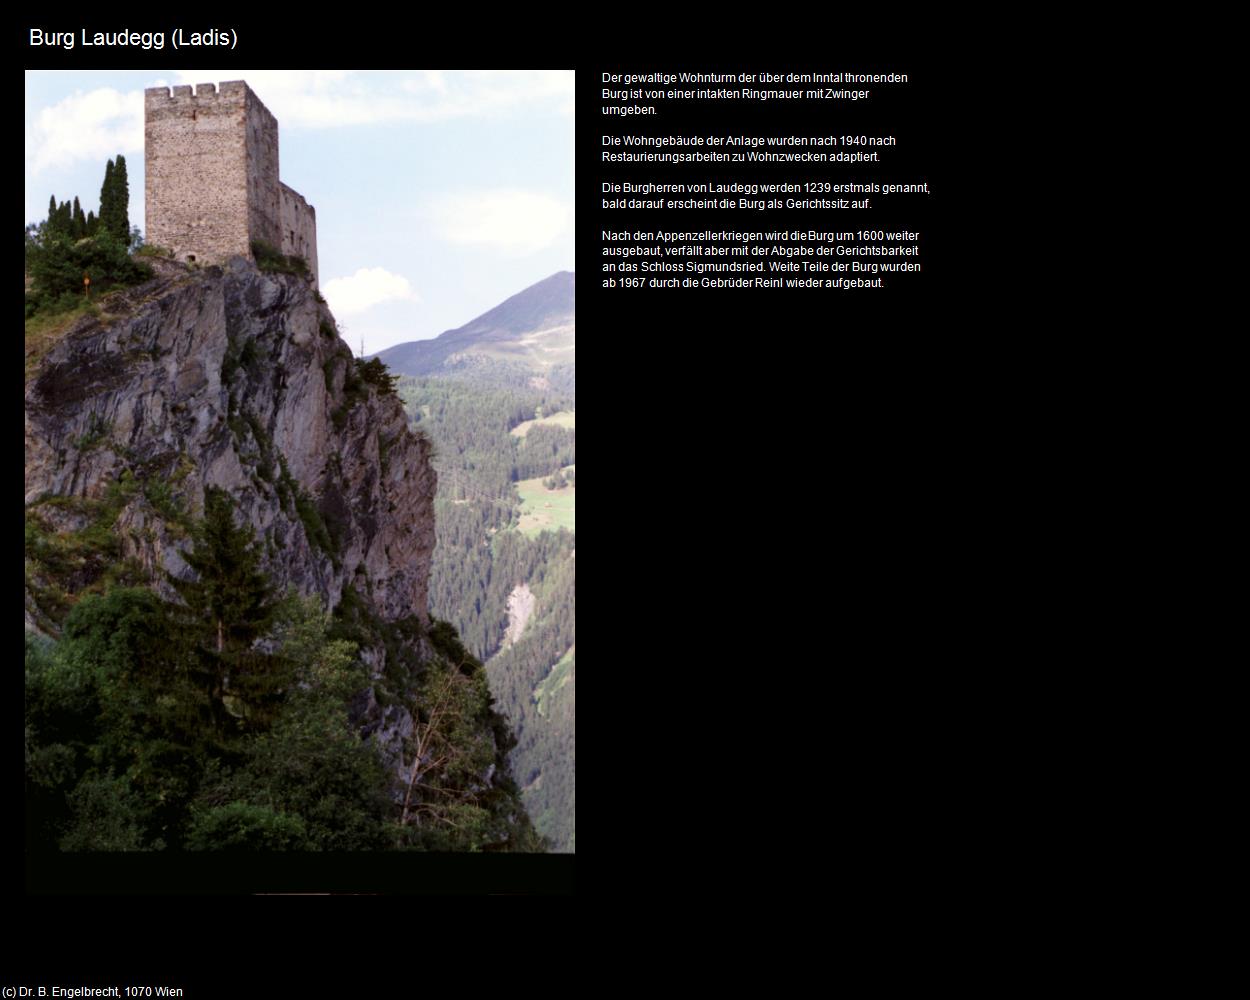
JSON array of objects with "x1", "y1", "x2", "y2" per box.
[
  {"x1": 348, "y1": 685, "x2": 417, "y2": 792},
  {"x1": 23, "y1": 259, "x2": 550, "y2": 821},
  {"x1": 24, "y1": 257, "x2": 435, "y2": 625}
]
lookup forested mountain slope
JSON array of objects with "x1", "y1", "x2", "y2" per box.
[
  {"x1": 24, "y1": 256, "x2": 541, "y2": 852},
  {"x1": 392, "y1": 271, "x2": 576, "y2": 851}
]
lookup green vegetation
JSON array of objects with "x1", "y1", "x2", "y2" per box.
[
  {"x1": 98, "y1": 155, "x2": 130, "y2": 244},
  {"x1": 142, "y1": 456, "x2": 196, "y2": 533},
  {"x1": 168, "y1": 487, "x2": 291, "y2": 730},
  {"x1": 272, "y1": 457, "x2": 339, "y2": 566},
  {"x1": 399, "y1": 377, "x2": 574, "y2": 503},
  {"x1": 250, "y1": 239, "x2": 310, "y2": 278},
  {"x1": 324, "y1": 588, "x2": 544, "y2": 851},
  {"x1": 25, "y1": 583, "x2": 378, "y2": 851},
  {"x1": 326, "y1": 353, "x2": 369, "y2": 429},
  {"x1": 25, "y1": 229, "x2": 152, "y2": 319},
  {"x1": 26, "y1": 155, "x2": 150, "y2": 322},
  {"x1": 221, "y1": 336, "x2": 261, "y2": 386},
  {"x1": 543, "y1": 466, "x2": 574, "y2": 490},
  {"x1": 534, "y1": 648, "x2": 574, "y2": 718},
  {"x1": 397, "y1": 371, "x2": 575, "y2": 851},
  {"x1": 355, "y1": 357, "x2": 400, "y2": 397},
  {"x1": 25, "y1": 474, "x2": 145, "y2": 627},
  {"x1": 24, "y1": 455, "x2": 200, "y2": 632},
  {"x1": 185, "y1": 802, "x2": 310, "y2": 851},
  {"x1": 24, "y1": 303, "x2": 98, "y2": 380},
  {"x1": 22, "y1": 252, "x2": 552, "y2": 853},
  {"x1": 25, "y1": 492, "x2": 542, "y2": 852},
  {"x1": 41, "y1": 193, "x2": 94, "y2": 242},
  {"x1": 323, "y1": 354, "x2": 400, "y2": 426},
  {"x1": 72, "y1": 414, "x2": 113, "y2": 452},
  {"x1": 510, "y1": 409, "x2": 576, "y2": 438},
  {"x1": 485, "y1": 550, "x2": 575, "y2": 851},
  {"x1": 295, "y1": 486, "x2": 338, "y2": 562},
  {"x1": 516, "y1": 475, "x2": 575, "y2": 536}
]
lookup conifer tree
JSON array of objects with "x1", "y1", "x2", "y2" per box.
[
  {"x1": 46, "y1": 195, "x2": 58, "y2": 234},
  {"x1": 113, "y1": 155, "x2": 130, "y2": 241},
  {"x1": 169, "y1": 487, "x2": 287, "y2": 728},
  {"x1": 99, "y1": 159, "x2": 116, "y2": 237},
  {"x1": 72, "y1": 197, "x2": 85, "y2": 238},
  {"x1": 172, "y1": 487, "x2": 277, "y2": 652}
]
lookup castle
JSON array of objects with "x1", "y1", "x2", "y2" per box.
[{"x1": 144, "y1": 81, "x2": 318, "y2": 286}]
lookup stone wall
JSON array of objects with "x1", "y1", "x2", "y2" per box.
[
  {"x1": 144, "y1": 80, "x2": 317, "y2": 284},
  {"x1": 244, "y1": 88, "x2": 282, "y2": 253},
  {"x1": 280, "y1": 183, "x2": 319, "y2": 287},
  {"x1": 145, "y1": 82, "x2": 251, "y2": 265}
]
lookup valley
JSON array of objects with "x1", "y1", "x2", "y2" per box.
[{"x1": 382, "y1": 271, "x2": 576, "y2": 852}]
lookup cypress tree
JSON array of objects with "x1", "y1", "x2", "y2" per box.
[
  {"x1": 46, "y1": 195, "x2": 57, "y2": 234},
  {"x1": 72, "y1": 197, "x2": 85, "y2": 239},
  {"x1": 113, "y1": 155, "x2": 130, "y2": 242},
  {"x1": 99, "y1": 159, "x2": 116, "y2": 237},
  {"x1": 86, "y1": 210, "x2": 97, "y2": 236}
]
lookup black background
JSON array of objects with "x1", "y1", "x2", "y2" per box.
[
  {"x1": 590, "y1": 61, "x2": 936, "y2": 294},
  {"x1": 20, "y1": 15, "x2": 968, "y2": 922}
]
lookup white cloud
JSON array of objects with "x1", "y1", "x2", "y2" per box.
[
  {"x1": 322, "y1": 267, "x2": 419, "y2": 316},
  {"x1": 170, "y1": 70, "x2": 573, "y2": 128},
  {"x1": 427, "y1": 189, "x2": 572, "y2": 256},
  {"x1": 26, "y1": 87, "x2": 143, "y2": 174},
  {"x1": 26, "y1": 70, "x2": 573, "y2": 173}
]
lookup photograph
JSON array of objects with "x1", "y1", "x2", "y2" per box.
[{"x1": 24, "y1": 70, "x2": 575, "y2": 865}]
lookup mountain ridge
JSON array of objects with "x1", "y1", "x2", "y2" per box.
[{"x1": 374, "y1": 271, "x2": 574, "y2": 378}]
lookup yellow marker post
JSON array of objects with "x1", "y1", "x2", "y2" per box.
[{"x1": 83, "y1": 274, "x2": 91, "y2": 298}]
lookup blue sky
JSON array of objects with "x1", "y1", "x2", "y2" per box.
[{"x1": 25, "y1": 71, "x2": 574, "y2": 355}]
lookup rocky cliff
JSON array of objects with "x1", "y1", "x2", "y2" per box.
[
  {"x1": 24, "y1": 257, "x2": 475, "y2": 796},
  {"x1": 26, "y1": 256, "x2": 433, "y2": 625}
]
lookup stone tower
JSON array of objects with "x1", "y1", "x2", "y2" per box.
[{"x1": 144, "y1": 80, "x2": 318, "y2": 286}]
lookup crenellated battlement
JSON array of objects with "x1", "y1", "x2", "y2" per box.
[
  {"x1": 144, "y1": 80, "x2": 317, "y2": 286},
  {"x1": 145, "y1": 80, "x2": 249, "y2": 104}
]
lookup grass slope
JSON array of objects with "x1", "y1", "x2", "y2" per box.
[
  {"x1": 510, "y1": 410, "x2": 576, "y2": 438},
  {"x1": 515, "y1": 475, "x2": 575, "y2": 536},
  {"x1": 25, "y1": 303, "x2": 99, "y2": 381}
]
